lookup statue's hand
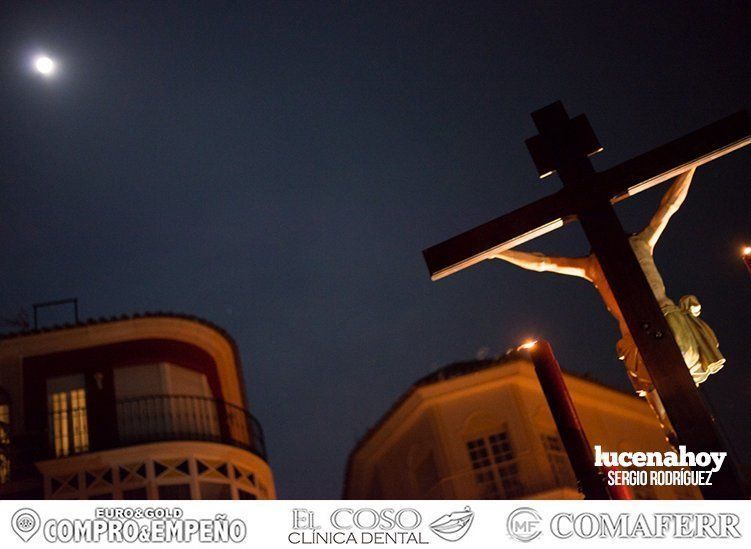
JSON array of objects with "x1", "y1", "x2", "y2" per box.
[{"x1": 679, "y1": 295, "x2": 701, "y2": 317}]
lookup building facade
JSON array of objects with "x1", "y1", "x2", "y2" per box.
[
  {"x1": 344, "y1": 351, "x2": 699, "y2": 500},
  {"x1": 0, "y1": 313, "x2": 274, "y2": 500}
]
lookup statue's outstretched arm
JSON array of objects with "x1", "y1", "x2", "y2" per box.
[
  {"x1": 642, "y1": 167, "x2": 695, "y2": 250},
  {"x1": 494, "y1": 250, "x2": 592, "y2": 280}
]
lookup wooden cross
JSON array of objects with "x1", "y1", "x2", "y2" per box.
[{"x1": 423, "y1": 102, "x2": 751, "y2": 499}]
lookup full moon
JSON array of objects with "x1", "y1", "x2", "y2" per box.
[{"x1": 34, "y1": 55, "x2": 56, "y2": 76}]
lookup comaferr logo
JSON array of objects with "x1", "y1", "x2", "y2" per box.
[{"x1": 550, "y1": 513, "x2": 741, "y2": 539}]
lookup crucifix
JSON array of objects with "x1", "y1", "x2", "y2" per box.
[{"x1": 423, "y1": 102, "x2": 751, "y2": 499}]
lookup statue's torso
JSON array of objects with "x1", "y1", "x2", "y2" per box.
[{"x1": 588, "y1": 234, "x2": 672, "y2": 336}]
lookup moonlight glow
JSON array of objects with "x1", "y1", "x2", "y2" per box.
[{"x1": 34, "y1": 55, "x2": 56, "y2": 76}]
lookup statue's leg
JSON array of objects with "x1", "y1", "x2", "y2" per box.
[
  {"x1": 619, "y1": 336, "x2": 678, "y2": 448},
  {"x1": 643, "y1": 388, "x2": 679, "y2": 449}
]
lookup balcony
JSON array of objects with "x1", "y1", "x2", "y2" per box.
[{"x1": 47, "y1": 394, "x2": 267, "y2": 461}]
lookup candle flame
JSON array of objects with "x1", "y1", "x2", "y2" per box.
[{"x1": 518, "y1": 340, "x2": 538, "y2": 350}]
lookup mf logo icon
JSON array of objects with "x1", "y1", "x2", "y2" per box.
[{"x1": 507, "y1": 507, "x2": 542, "y2": 542}]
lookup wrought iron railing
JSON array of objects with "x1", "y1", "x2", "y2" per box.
[{"x1": 46, "y1": 394, "x2": 267, "y2": 461}]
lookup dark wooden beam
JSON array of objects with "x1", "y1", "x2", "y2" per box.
[
  {"x1": 602, "y1": 111, "x2": 751, "y2": 203},
  {"x1": 423, "y1": 190, "x2": 574, "y2": 281}
]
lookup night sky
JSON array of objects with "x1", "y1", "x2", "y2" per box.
[{"x1": 1, "y1": 2, "x2": 750, "y2": 499}]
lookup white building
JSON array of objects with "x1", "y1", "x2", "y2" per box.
[
  {"x1": 344, "y1": 351, "x2": 699, "y2": 500},
  {"x1": 0, "y1": 313, "x2": 274, "y2": 499}
]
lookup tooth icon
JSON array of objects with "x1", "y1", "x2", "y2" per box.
[
  {"x1": 12, "y1": 508, "x2": 41, "y2": 542},
  {"x1": 430, "y1": 506, "x2": 474, "y2": 542}
]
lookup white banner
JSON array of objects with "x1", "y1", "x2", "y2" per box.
[{"x1": 0, "y1": 500, "x2": 748, "y2": 548}]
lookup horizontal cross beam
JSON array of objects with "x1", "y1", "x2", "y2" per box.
[
  {"x1": 423, "y1": 190, "x2": 573, "y2": 281},
  {"x1": 605, "y1": 111, "x2": 751, "y2": 203},
  {"x1": 423, "y1": 111, "x2": 751, "y2": 281}
]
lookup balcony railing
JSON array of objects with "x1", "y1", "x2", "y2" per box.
[{"x1": 47, "y1": 394, "x2": 267, "y2": 461}]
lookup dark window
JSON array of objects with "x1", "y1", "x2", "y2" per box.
[
  {"x1": 122, "y1": 487, "x2": 148, "y2": 500},
  {"x1": 158, "y1": 483, "x2": 192, "y2": 499},
  {"x1": 199, "y1": 482, "x2": 231, "y2": 500},
  {"x1": 237, "y1": 489, "x2": 257, "y2": 500},
  {"x1": 541, "y1": 434, "x2": 577, "y2": 488},
  {"x1": 466, "y1": 439, "x2": 491, "y2": 469},
  {"x1": 465, "y1": 429, "x2": 523, "y2": 498}
]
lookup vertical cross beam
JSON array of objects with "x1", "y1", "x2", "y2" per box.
[{"x1": 528, "y1": 102, "x2": 745, "y2": 499}]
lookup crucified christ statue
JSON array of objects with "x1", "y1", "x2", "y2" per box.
[{"x1": 494, "y1": 168, "x2": 725, "y2": 444}]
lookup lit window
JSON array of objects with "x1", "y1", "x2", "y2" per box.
[
  {"x1": 0, "y1": 404, "x2": 9, "y2": 442},
  {"x1": 465, "y1": 429, "x2": 523, "y2": 498},
  {"x1": 49, "y1": 387, "x2": 89, "y2": 457}
]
